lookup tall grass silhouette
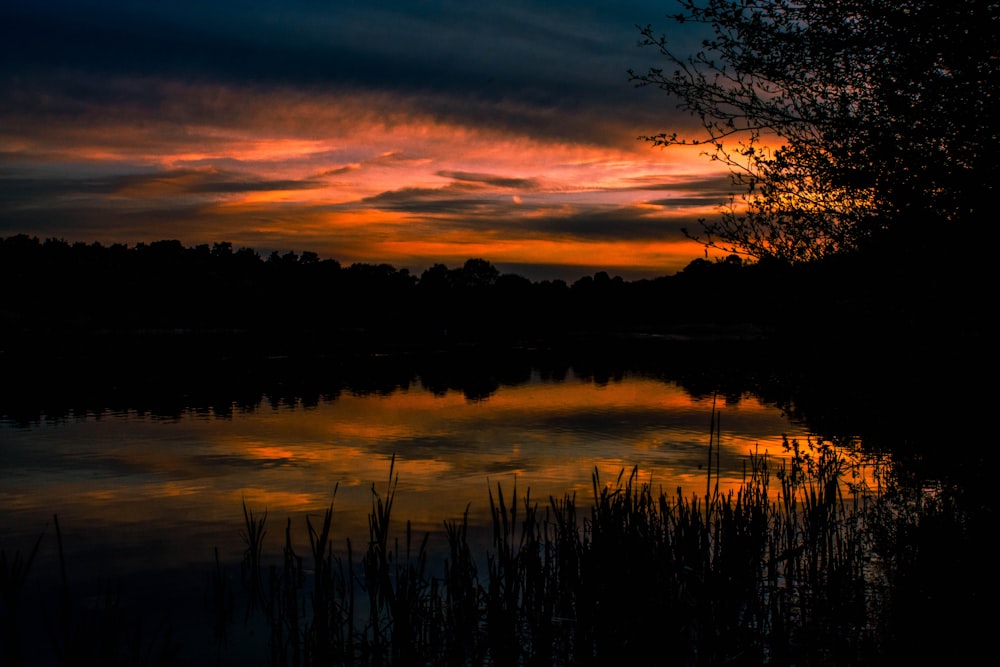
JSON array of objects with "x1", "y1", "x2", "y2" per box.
[
  {"x1": 219, "y1": 439, "x2": 914, "y2": 665},
  {"x1": 4, "y1": 437, "x2": 976, "y2": 665}
]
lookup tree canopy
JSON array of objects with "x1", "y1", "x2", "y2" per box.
[{"x1": 632, "y1": 0, "x2": 1000, "y2": 262}]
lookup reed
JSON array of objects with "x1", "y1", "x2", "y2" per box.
[
  {"x1": 6, "y1": 436, "x2": 970, "y2": 665},
  {"x1": 0, "y1": 515, "x2": 179, "y2": 666},
  {"x1": 1, "y1": 519, "x2": 44, "y2": 665},
  {"x1": 440, "y1": 505, "x2": 484, "y2": 665},
  {"x1": 239, "y1": 499, "x2": 267, "y2": 622},
  {"x1": 222, "y1": 438, "x2": 907, "y2": 665}
]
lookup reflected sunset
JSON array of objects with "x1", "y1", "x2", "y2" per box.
[{"x1": 0, "y1": 372, "x2": 812, "y2": 561}]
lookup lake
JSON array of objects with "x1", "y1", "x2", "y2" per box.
[{"x1": 2, "y1": 349, "x2": 846, "y2": 663}]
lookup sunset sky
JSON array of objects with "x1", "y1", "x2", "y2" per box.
[{"x1": 1, "y1": 0, "x2": 736, "y2": 281}]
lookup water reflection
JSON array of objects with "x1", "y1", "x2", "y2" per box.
[
  {"x1": 2, "y1": 370, "x2": 805, "y2": 556},
  {"x1": 1, "y1": 367, "x2": 813, "y2": 663}
]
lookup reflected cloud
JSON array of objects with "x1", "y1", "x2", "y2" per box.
[{"x1": 1, "y1": 366, "x2": 825, "y2": 625}]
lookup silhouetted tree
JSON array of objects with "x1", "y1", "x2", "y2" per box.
[
  {"x1": 456, "y1": 258, "x2": 500, "y2": 289},
  {"x1": 211, "y1": 241, "x2": 233, "y2": 257},
  {"x1": 418, "y1": 263, "x2": 453, "y2": 291},
  {"x1": 632, "y1": 0, "x2": 999, "y2": 262}
]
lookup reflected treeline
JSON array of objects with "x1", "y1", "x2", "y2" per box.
[
  {"x1": 0, "y1": 334, "x2": 952, "y2": 461},
  {"x1": 0, "y1": 342, "x2": 654, "y2": 425}
]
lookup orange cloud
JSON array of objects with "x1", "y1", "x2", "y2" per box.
[{"x1": 2, "y1": 79, "x2": 734, "y2": 278}]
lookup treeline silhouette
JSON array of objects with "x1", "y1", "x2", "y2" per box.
[
  {"x1": 0, "y1": 235, "x2": 767, "y2": 346},
  {"x1": 3, "y1": 234, "x2": 958, "y2": 350}
]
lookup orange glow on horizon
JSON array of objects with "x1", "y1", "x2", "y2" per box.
[{"x1": 3, "y1": 80, "x2": 735, "y2": 277}]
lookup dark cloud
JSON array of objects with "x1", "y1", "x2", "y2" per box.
[
  {"x1": 0, "y1": 1, "x2": 689, "y2": 146},
  {"x1": 0, "y1": 1, "x2": 730, "y2": 278},
  {"x1": 0, "y1": 169, "x2": 322, "y2": 211},
  {"x1": 317, "y1": 165, "x2": 359, "y2": 177},
  {"x1": 366, "y1": 152, "x2": 429, "y2": 166},
  {"x1": 346, "y1": 175, "x2": 707, "y2": 242},
  {"x1": 508, "y1": 206, "x2": 696, "y2": 242},
  {"x1": 437, "y1": 171, "x2": 541, "y2": 190},
  {"x1": 355, "y1": 167, "x2": 731, "y2": 223},
  {"x1": 647, "y1": 196, "x2": 728, "y2": 208},
  {"x1": 630, "y1": 174, "x2": 738, "y2": 207},
  {"x1": 0, "y1": 176, "x2": 124, "y2": 202},
  {"x1": 626, "y1": 174, "x2": 737, "y2": 194},
  {"x1": 358, "y1": 182, "x2": 499, "y2": 215},
  {"x1": 352, "y1": 190, "x2": 700, "y2": 244},
  {"x1": 114, "y1": 169, "x2": 326, "y2": 194}
]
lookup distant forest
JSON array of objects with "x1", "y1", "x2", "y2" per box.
[
  {"x1": 0, "y1": 234, "x2": 981, "y2": 357},
  {"x1": 0, "y1": 235, "x2": 865, "y2": 343}
]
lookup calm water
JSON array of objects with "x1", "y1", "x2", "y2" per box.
[{"x1": 1, "y1": 364, "x2": 813, "y2": 662}]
